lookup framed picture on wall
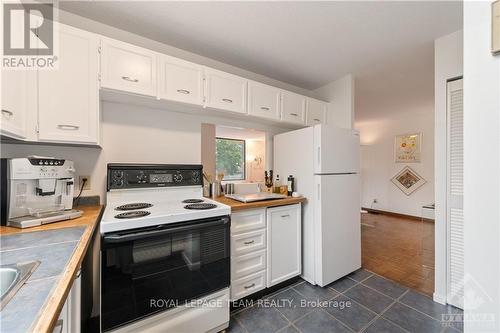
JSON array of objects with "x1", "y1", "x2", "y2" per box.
[
  {"x1": 391, "y1": 166, "x2": 426, "y2": 196},
  {"x1": 394, "y1": 133, "x2": 422, "y2": 163}
]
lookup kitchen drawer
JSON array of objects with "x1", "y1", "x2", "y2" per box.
[
  {"x1": 231, "y1": 270, "x2": 266, "y2": 300},
  {"x1": 231, "y1": 208, "x2": 266, "y2": 235},
  {"x1": 231, "y1": 229, "x2": 266, "y2": 256},
  {"x1": 232, "y1": 249, "x2": 267, "y2": 280}
]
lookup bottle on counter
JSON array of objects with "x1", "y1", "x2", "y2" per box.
[
  {"x1": 274, "y1": 174, "x2": 281, "y2": 193},
  {"x1": 287, "y1": 175, "x2": 295, "y2": 196}
]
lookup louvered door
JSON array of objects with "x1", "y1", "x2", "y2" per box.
[{"x1": 447, "y1": 78, "x2": 464, "y2": 309}]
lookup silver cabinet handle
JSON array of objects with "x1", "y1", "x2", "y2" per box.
[
  {"x1": 122, "y1": 76, "x2": 139, "y2": 83},
  {"x1": 177, "y1": 89, "x2": 190, "y2": 94},
  {"x1": 260, "y1": 106, "x2": 270, "y2": 111},
  {"x1": 222, "y1": 98, "x2": 233, "y2": 103},
  {"x1": 281, "y1": 214, "x2": 290, "y2": 218},
  {"x1": 290, "y1": 113, "x2": 298, "y2": 116},
  {"x1": 57, "y1": 124, "x2": 80, "y2": 130},
  {"x1": 1, "y1": 109, "x2": 13, "y2": 117},
  {"x1": 244, "y1": 283, "x2": 255, "y2": 289},
  {"x1": 313, "y1": 118, "x2": 321, "y2": 122},
  {"x1": 244, "y1": 240, "x2": 255, "y2": 245}
]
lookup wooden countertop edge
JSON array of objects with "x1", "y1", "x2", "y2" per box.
[
  {"x1": 214, "y1": 196, "x2": 307, "y2": 211},
  {"x1": 29, "y1": 206, "x2": 104, "y2": 333}
]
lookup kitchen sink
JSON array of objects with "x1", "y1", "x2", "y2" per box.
[{"x1": 0, "y1": 261, "x2": 40, "y2": 311}]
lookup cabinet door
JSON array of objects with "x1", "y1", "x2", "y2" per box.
[
  {"x1": 159, "y1": 55, "x2": 203, "y2": 106},
  {"x1": 38, "y1": 24, "x2": 99, "y2": 144},
  {"x1": 1, "y1": 70, "x2": 36, "y2": 139},
  {"x1": 100, "y1": 37, "x2": 157, "y2": 97},
  {"x1": 247, "y1": 81, "x2": 280, "y2": 120},
  {"x1": 203, "y1": 67, "x2": 247, "y2": 114},
  {"x1": 306, "y1": 98, "x2": 328, "y2": 126},
  {"x1": 281, "y1": 90, "x2": 306, "y2": 125},
  {"x1": 266, "y1": 204, "x2": 301, "y2": 287}
]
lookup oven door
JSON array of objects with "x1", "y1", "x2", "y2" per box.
[{"x1": 100, "y1": 215, "x2": 230, "y2": 332}]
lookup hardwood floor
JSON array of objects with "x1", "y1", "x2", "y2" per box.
[{"x1": 361, "y1": 212, "x2": 435, "y2": 296}]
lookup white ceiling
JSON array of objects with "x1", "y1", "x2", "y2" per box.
[{"x1": 60, "y1": 1, "x2": 462, "y2": 122}]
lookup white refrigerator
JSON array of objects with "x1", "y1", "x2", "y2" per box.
[{"x1": 274, "y1": 124, "x2": 361, "y2": 287}]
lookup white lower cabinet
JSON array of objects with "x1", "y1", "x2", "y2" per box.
[
  {"x1": 54, "y1": 271, "x2": 81, "y2": 333},
  {"x1": 266, "y1": 204, "x2": 301, "y2": 287},
  {"x1": 230, "y1": 205, "x2": 302, "y2": 300}
]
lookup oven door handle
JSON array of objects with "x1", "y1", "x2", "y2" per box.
[{"x1": 103, "y1": 217, "x2": 229, "y2": 244}]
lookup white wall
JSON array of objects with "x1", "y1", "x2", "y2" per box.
[
  {"x1": 1, "y1": 102, "x2": 289, "y2": 202},
  {"x1": 356, "y1": 110, "x2": 434, "y2": 217},
  {"x1": 434, "y1": 30, "x2": 463, "y2": 305},
  {"x1": 314, "y1": 74, "x2": 355, "y2": 129},
  {"x1": 464, "y1": 2, "x2": 500, "y2": 331}
]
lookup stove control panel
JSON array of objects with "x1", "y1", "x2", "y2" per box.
[{"x1": 107, "y1": 164, "x2": 203, "y2": 190}]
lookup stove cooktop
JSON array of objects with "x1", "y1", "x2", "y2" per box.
[{"x1": 101, "y1": 188, "x2": 230, "y2": 234}]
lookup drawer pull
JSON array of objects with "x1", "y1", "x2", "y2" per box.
[
  {"x1": 177, "y1": 89, "x2": 190, "y2": 94},
  {"x1": 260, "y1": 106, "x2": 270, "y2": 111},
  {"x1": 1, "y1": 109, "x2": 13, "y2": 117},
  {"x1": 244, "y1": 283, "x2": 255, "y2": 289},
  {"x1": 122, "y1": 76, "x2": 139, "y2": 83},
  {"x1": 313, "y1": 118, "x2": 321, "y2": 122},
  {"x1": 57, "y1": 124, "x2": 80, "y2": 130},
  {"x1": 222, "y1": 98, "x2": 233, "y2": 103},
  {"x1": 243, "y1": 240, "x2": 255, "y2": 245},
  {"x1": 281, "y1": 214, "x2": 290, "y2": 218},
  {"x1": 290, "y1": 113, "x2": 298, "y2": 116}
]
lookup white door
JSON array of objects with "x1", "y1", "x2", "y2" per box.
[
  {"x1": 306, "y1": 98, "x2": 327, "y2": 126},
  {"x1": 158, "y1": 55, "x2": 203, "y2": 106},
  {"x1": 314, "y1": 174, "x2": 361, "y2": 286},
  {"x1": 247, "y1": 81, "x2": 280, "y2": 120},
  {"x1": 313, "y1": 125, "x2": 360, "y2": 174},
  {"x1": 100, "y1": 37, "x2": 157, "y2": 97},
  {"x1": 203, "y1": 67, "x2": 247, "y2": 114},
  {"x1": 447, "y1": 78, "x2": 464, "y2": 309},
  {"x1": 38, "y1": 24, "x2": 99, "y2": 144},
  {"x1": 266, "y1": 204, "x2": 301, "y2": 287},
  {"x1": 281, "y1": 90, "x2": 306, "y2": 125},
  {"x1": 1, "y1": 70, "x2": 36, "y2": 139}
]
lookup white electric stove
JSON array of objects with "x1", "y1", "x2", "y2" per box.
[
  {"x1": 100, "y1": 164, "x2": 231, "y2": 333},
  {"x1": 101, "y1": 186, "x2": 230, "y2": 233}
]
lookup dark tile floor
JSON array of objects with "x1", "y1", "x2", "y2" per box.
[{"x1": 228, "y1": 269, "x2": 463, "y2": 333}]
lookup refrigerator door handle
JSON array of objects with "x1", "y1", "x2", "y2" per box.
[
  {"x1": 317, "y1": 183, "x2": 321, "y2": 200},
  {"x1": 317, "y1": 147, "x2": 321, "y2": 167}
]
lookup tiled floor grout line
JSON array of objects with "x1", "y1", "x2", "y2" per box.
[
  {"x1": 358, "y1": 289, "x2": 412, "y2": 333},
  {"x1": 229, "y1": 270, "x2": 463, "y2": 333}
]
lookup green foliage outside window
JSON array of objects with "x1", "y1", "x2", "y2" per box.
[{"x1": 216, "y1": 138, "x2": 245, "y2": 180}]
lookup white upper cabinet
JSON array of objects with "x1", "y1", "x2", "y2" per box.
[
  {"x1": 203, "y1": 67, "x2": 247, "y2": 114},
  {"x1": 306, "y1": 98, "x2": 328, "y2": 126},
  {"x1": 281, "y1": 91, "x2": 306, "y2": 125},
  {"x1": 247, "y1": 81, "x2": 281, "y2": 120},
  {"x1": 100, "y1": 37, "x2": 157, "y2": 97},
  {"x1": 38, "y1": 24, "x2": 99, "y2": 144},
  {"x1": 158, "y1": 55, "x2": 203, "y2": 106},
  {"x1": 1, "y1": 70, "x2": 36, "y2": 140}
]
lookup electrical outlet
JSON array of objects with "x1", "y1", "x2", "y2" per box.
[{"x1": 79, "y1": 176, "x2": 91, "y2": 190}]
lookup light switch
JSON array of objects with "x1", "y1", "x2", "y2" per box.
[{"x1": 493, "y1": 0, "x2": 500, "y2": 54}]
